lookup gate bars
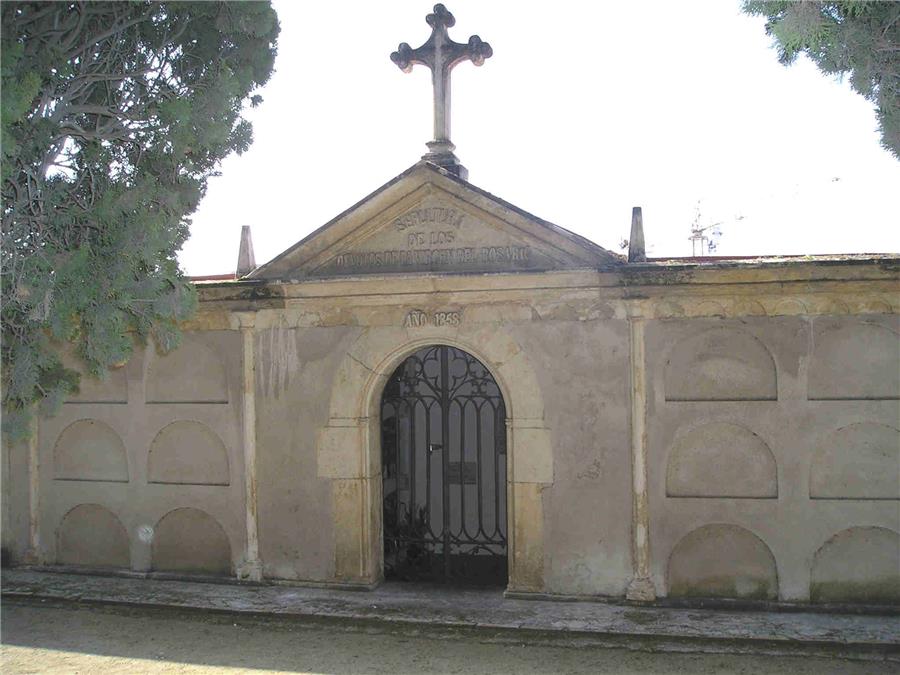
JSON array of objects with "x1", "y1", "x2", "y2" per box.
[{"x1": 381, "y1": 345, "x2": 507, "y2": 584}]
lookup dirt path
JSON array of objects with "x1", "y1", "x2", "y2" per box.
[{"x1": 1, "y1": 599, "x2": 894, "y2": 674}]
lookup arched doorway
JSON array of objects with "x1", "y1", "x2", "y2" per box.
[{"x1": 381, "y1": 344, "x2": 508, "y2": 585}]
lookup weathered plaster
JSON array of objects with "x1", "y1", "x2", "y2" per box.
[
  {"x1": 316, "y1": 324, "x2": 552, "y2": 591},
  {"x1": 627, "y1": 316, "x2": 655, "y2": 601},
  {"x1": 644, "y1": 313, "x2": 899, "y2": 602},
  {"x1": 236, "y1": 312, "x2": 262, "y2": 581},
  {"x1": 26, "y1": 417, "x2": 41, "y2": 563},
  {"x1": 8, "y1": 160, "x2": 898, "y2": 605},
  {"x1": 30, "y1": 333, "x2": 246, "y2": 576},
  {"x1": 511, "y1": 482, "x2": 544, "y2": 592}
]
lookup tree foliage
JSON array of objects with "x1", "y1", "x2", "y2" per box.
[
  {"x1": 1, "y1": 2, "x2": 279, "y2": 438},
  {"x1": 743, "y1": 1, "x2": 899, "y2": 159}
]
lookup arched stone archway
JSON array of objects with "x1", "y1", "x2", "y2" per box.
[
  {"x1": 316, "y1": 324, "x2": 551, "y2": 592},
  {"x1": 381, "y1": 344, "x2": 508, "y2": 584}
]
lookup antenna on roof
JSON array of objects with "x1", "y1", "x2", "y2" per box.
[{"x1": 688, "y1": 201, "x2": 723, "y2": 256}]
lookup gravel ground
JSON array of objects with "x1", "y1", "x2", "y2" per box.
[{"x1": 1, "y1": 599, "x2": 895, "y2": 674}]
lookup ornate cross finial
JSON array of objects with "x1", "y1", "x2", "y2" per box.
[{"x1": 391, "y1": 4, "x2": 492, "y2": 179}]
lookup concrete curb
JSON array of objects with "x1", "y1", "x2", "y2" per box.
[{"x1": 3, "y1": 570, "x2": 898, "y2": 662}]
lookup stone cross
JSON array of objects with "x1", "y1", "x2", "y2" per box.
[{"x1": 391, "y1": 4, "x2": 492, "y2": 180}]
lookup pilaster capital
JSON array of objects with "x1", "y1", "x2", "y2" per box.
[
  {"x1": 625, "y1": 302, "x2": 649, "y2": 321},
  {"x1": 233, "y1": 311, "x2": 256, "y2": 330}
]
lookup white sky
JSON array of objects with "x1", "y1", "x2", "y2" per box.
[{"x1": 180, "y1": 0, "x2": 900, "y2": 276}]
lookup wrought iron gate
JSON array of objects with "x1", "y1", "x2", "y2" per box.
[{"x1": 381, "y1": 345, "x2": 507, "y2": 584}]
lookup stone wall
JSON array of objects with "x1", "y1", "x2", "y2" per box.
[
  {"x1": 254, "y1": 325, "x2": 356, "y2": 581},
  {"x1": 645, "y1": 315, "x2": 899, "y2": 603},
  {"x1": 6, "y1": 260, "x2": 898, "y2": 606},
  {"x1": 513, "y1": 318, "x2": 633, "y2": 596},
  {"x1": 22, "y1": 332, "x2": 246, "y2": 576}
]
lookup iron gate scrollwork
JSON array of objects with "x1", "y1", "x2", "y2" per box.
[{"x1": 381, "y1": 345, "x2": 508, "y2": 584}]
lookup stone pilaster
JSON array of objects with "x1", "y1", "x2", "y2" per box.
[
  {"x1": 318, "y1": 417, "x2": 379, "y2": 585},
  {"x1": 24, "y1": 415, "x2": 41, "y2": 564},
  {"x1": 507, "y1": 417, "x2": 551, "y2": 593},
  {"x1": 236, "y1": 313, "x2": 262, "y2": 581},
  {"x1": 626, "y1": 316, "x2": 656, "y2": 601}
]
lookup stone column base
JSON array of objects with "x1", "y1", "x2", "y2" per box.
[
  {"x1": 22, "y1": 548, "x2": 42, "y2": 566},
  {"x1": 237, "y1": 559, "x2": 263, "y2": 582},
  {"x1": 626, "y1": 576, "x2": 657, "y2": 602}
]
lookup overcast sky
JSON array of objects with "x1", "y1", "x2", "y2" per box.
[{"x1": 180, "y1": 0, "x2": 900, "y2": 276}]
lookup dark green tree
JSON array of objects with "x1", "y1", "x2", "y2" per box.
[
  {"x1": 743, "y1": 1, "x2": 899, "y2": 159},
  {"x1": 1, "y1": 2, "x2": 279, "y2": 438}
]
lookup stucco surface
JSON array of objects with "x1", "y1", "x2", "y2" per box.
[
  {"x1": 666, "y1": 422, "x2": 777, "y2": 498},
  {"x1": 145, "y1": 334, "x2": 229, "y2": 403},
  {"x1": 645, "y1": 315, "x2": 900, "y2": 602},
  {"x1": 514, "y1": 319, "x2": 632, "y2": 596},
  {"x1": 63, "y1": 360, "x2": 127, "y2": 403},
  {"x1": 146, "y1": 421, "x2": 231, "y2": 486},
  {"x1": 53, "y1": 420, "x2": 129, "y2": 482},
  {"x1": 808, "y1": 320, "x2": 900, "y2": 400},
  {"x1": 254, "y1": 326, "x2": 356, "y2": 581},
  {"x1": 8, "y1": 275, "x2": 898, "y2": 605},
  {"x1": 26, "y1": 332, "x2": 246, "y2": 575},
  {"x1": 668, "y1": 524, "x2": 778, "y2": 600},
  {"x1": 57, "y1": 503, "x2": 130, "y2": 568},
  {"x1": 5, "y1": 162, "x2": 898, "y2": 606},
  {"x1": 810, "y1": 527, "x2": 900, "y2": 604},
  {"x1": 1, "y1": 438, "x2": 31, "y2": 562},
  {"x1": 152, "y1": 507, "x2": 232, "y2": 575},
  {"x1": 810, "y1": 423, "x2": 900, "y2": 499}
]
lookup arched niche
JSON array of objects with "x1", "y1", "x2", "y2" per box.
[
  {"x1": 65, "y1": 367, "x2": 128, "y2": 404},
  {"x1": 664, "y1": 328, "x2": 777, "y2": 401},
  {"x1": 146, "y1": 334, "x2": 228, "y2": 403},
  {"x1": 147, "y1": 421, "x2": 230, "y2": 486},
  {"x1": 668, "y1": 524, "x2": 778, "y2": 600},
  {"x1": 667, "y1": 422, "x2": 777, "y2": 498},
  {"x1": 810, "y1": 423, "x2": 899, "y2": 499},
  {"x1": 811, "y1": 527, "x2": 900, "y2": 604},
  {"x1": 53, "y1": 419, "x2": 129, "y2": 482},
  {"x1": 152, "y1": 507, "x2": 232, "y2": 576},
  {"x1": 59, "y1": 346, "x2": 129, "y2": 404},
  {"x1": 808, "y1": 322, "x2": 900, "y2": 400},
  {"x1": 57, "y1": 504, "x2": 130, "y2": 568}
]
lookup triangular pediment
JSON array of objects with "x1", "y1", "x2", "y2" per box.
[{"x1": 250, "y1": 163, "x2": 622, "y2": 280}]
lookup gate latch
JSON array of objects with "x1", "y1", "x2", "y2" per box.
[{"x1": 428, "y1": 443, "x2": 443, "y2": 454}]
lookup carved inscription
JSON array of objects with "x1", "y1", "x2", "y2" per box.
[
  {"x1": 335, "y1": 246, "x2": 530, "y2": 270},
  {"x1": 327, "y1": 205, "x2": 534, "y2": 272},
  {"x1": 394, "y1": 207, "x2": 465, "y2": 230},
  {"x1": 407, "y1": 230, "x2": 456, "y2": 246},
  {"x1": 404, "y1": 309, "x2": 462, "y2": 328}
]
